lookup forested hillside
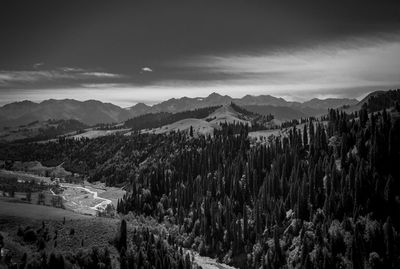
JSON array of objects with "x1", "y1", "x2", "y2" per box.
[
  {"x1": 361, "y1": 89, "x2": 400, "y2": 113},
  {"x1": 1, "y1": 92, "x2": 400, "y2": 268},
  {"x1": 117, "y1": 107, "x2": 400, "y2": 268},
  {"x1": 0, "y1": 119, "x2": 88, "y2": 143},
  {"x1": 124, "y1": 106, "x2": 222, "y2": 131}
]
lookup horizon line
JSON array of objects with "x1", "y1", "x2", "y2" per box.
[{"x1": 0, "y1": 90, "x2": 368, "y2": 109}]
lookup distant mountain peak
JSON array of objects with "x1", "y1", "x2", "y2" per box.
[
  {"x1": 2, "y1": 100, "x2": 36, "y2": 108},
  {"x1": 133, "y1": 102, "x2": 150, "y2": 108},
  {"x1": 208, "y1": 92, "x2": 222, "y2": 97}
]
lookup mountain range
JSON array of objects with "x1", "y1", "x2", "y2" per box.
[
  {"x1": 129, "y1": 93, "x2": 357, "y2": 115},
  {"x1": 128, "y1": 93, "x2": 358, "y2": 120},
  {"x1": 0, "y1": 93, "x2": 360, "y2": 128}
]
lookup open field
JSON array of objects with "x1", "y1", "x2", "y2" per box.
[{"x1": 0, "y1": 198, "x2": 90, "y2": 220}]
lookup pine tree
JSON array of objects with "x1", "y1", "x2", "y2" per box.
[
  {"x1": 119, "y1": 219, "x2": 127, "y2": 251},
  {"x1": 383, "y1": 217, "x2": 394, "y2": 267},
  {"x1": 303, "y1": 124, "x2": 308, "y2": 148},
  {"x1": 190, "y1": 125, "x2": 194, "y2": 137}
]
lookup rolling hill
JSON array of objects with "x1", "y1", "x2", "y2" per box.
[
  {"x1": 145, "y1": 103, "x2": 258, "y2": 136},
  {"x1": 342, "y1": 89, "x2": 400, "y2": 113},
  {"x1": 0, "y1": 99, "x2": 131, "y2": 128},
  {"x1": 0, "y1": 119, "x2": 88, "y2": 142},
  {"x1": 243, "y1": 105, "x2": 310, "y2": 120}
]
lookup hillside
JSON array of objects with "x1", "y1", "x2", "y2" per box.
[
  {"x1": 0, "y1": 119, "x2": 88, "y2": 142},
  {"x1": 243, "y1": 105, "x2": 310, "y2": 120},
  {"x1": 124, "y1": 106, "x2": 221, "y2": 131},
  {"x1": 0, "y1": 99, "x2": 131, "y2": 128},
  {"x1": 146, "y1": 118, "x2": 220, "y2": 136},
  {"x1": 207, "y1": 104, "x2": 253, "y2": 126},
  {"x1": 144, "y1": 103, "x2": 256, "y2": 135},
  {"x1": 343, "y1": 89, "x2": 400, "y2": 113}
]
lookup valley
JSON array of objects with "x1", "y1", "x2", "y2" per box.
[{"x1": 0, "y1": 89, "x2": 399, "y2": 268}]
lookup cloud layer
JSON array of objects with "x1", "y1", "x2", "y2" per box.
[{"x1": 0, "y1": 0, "x2": 399, "y2": 106}]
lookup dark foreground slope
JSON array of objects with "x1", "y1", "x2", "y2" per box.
[{"x1": 0, "y1": 198, "x2": 194, "y2": 269}]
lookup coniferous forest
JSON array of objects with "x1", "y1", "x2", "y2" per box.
[{"x1": 1, "y1": 90, "x2": 400, "y2": 268}]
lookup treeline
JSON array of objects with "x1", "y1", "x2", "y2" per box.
[
  {"x1": 0, "y1": 176, "x2": 46, "y2": 197},
  {"x1": 8, "y1": 244, "x2": 113, "y2": 268},
  {"x1": 0, "y1": 133, "x2": 194, "y2": 186},
  {"x1": 11, "y1": 119, "x2": 87, "y2": 143},
  {"x1": 94, "y1": 123, "x2": 126, "y2": 130},
  {"x1": 124, "y1": 106, "x2": 221, "y2": 131}
]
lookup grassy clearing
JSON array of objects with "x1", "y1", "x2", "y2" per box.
[{"x1": 0, "y1": 199, "x2": 89, "y2": 221}]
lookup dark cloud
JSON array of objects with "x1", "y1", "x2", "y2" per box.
[
  {"x1": 0, "y1": 0, "x2": 399, "y2": 104},
  {"x1": 1, "y1": 0, "x2": 399, "y2": 72}
]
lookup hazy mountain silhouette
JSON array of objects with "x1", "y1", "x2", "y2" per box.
[
  {"x1": 129, "y1": 92, "x2": 358, "y2": 119},
  {"x1": 0, "y1": 93, "x2": 359, "y2": 128},
  {"x1": 0, "y1": 99, "x2": 131, "y2": 127}
]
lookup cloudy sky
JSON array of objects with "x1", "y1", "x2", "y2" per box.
[{"x1": 1, "y1": 0, "x2": 400, "y2": 107}]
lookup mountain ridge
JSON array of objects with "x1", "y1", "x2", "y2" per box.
[
  {"x1": 0, "y1": 92, "x2": 361, "y2": 128},
  {"x1": 127, "y1": 92, "x2": 358, "y2": 117}
]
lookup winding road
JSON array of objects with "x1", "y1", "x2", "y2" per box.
[{"x1": 51, "y1": 183, "x2": 112, "y2": 212}]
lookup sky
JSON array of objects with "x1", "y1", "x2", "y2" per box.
[{"x1": 1, "y1": 0, "x2": 400, "y2": 107}]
